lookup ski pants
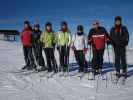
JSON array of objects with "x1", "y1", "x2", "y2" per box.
[
  {"x1": 114, "y1": 46, "x2": 127, "y2": 74},
  {"x1": 92, "y1": 49, "x2": 104, "y2": 71},
  {"x1": 59, "y1": 46, "x2": 69, "y2": 72},
  {"x1": 44, "y1": 48, "x2": 57, "y2": 72},
  {"x1": 74, "y1": 50, "x2": 86, "y2": 72},
  {"x1": 23, "y1": 46, "x2": 35, "y2": 67},
  {"x1": 32, "y1": 43, "x2": 45, "y2": 67}
]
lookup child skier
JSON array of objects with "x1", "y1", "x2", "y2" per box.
[
  {"x1": 110, "y1": 16, "x2": 129, "y2": 80},
  {"x1": 57, "y1": 21, "x2": 71, "y2": 73},
  {"x1": 88, "y1": 20, "x2": 110, "y2": 76},
  {"x1": 40, "y1": 22, "x2": 58, "y2": 73},
  {"x1": 71, "y1": 25, "x2": 88, "y2": 73},
  {"x1": 21, "y1": 21, "x2": 36, "y2": 70},
  {"x1": 32, "y1": 24, "x2": 46, "y2": 71}
]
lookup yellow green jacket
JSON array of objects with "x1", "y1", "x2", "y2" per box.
[
  {"x1": 40, "y1": 31, "x2": 56, "y2": 48},
  {"x1": 57, "y1": 31, "x2": 71, "y2": 46}
]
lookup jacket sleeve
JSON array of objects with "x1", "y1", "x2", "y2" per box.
[
  {"x1": 40, "y1": 32, "x2": 44, "y2": 43},
  {"x1": 68, "y1": 32, "x2": 72, "y2": 46},
  {"x1": 30, "y1": 33, "x2": 34, "y2": 45},
  {"x1": 121, "y1": 26, "x2": 129, "y2": 46},
  {"x1": 110, "y1": 27, "x2": 117, "y2": 45},
  {"x1": 20, "y1": 32, "x2": 23, "y2": 43}
]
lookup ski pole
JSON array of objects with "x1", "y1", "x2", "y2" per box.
[
  {"x1": 106, "y1": 44, "x2": 111, "y2": 65},
  {"x1": 105, "y1": 44, "x2": 111, "y2": 88},
  {"x1": 67, "y1": 45, "x2": 70, "y2": 76}
]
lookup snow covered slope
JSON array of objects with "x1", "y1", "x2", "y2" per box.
[{"x1": 0, "y1": 40, "x2": 133, "y2": 100}]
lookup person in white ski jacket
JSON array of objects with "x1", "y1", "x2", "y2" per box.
[{"x1": 71, "y1": 25, "x2": 88, "y2": 73}]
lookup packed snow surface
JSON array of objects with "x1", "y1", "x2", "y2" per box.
[{"x1": 0, "y1": 40, "x2": 133, "y2": 100}]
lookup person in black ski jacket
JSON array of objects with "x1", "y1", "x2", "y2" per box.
[
  {"x1": 110, "y1": 16, "x2": 129, "y2": 79},
  {"x1": 88, "y1": 20, "x2": 110, "y2": 75},
  {"x1": 32, "y1": 24, "x2": 46, "y2": 71}
]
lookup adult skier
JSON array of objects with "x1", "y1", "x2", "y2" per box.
[
  {"x1": 57, "y1": 21, "x2": 71, "y2": 73},
  {"x1": 110, "y1": 16, "x2": 129, "y2": 80},
  {"x1": 71, "y1": 25, "x2": 88, "y2": 73},
  {"x1": 40, "y1": 22, "x2": 58, "y2": 73},
  {"x1": 32, "y1": 24, "x2": 46, "y2": 71},
  {"x1": 21, "y1": 21, "x2": 36, "y2": 70},
  {"x1": 88, "y1": 20, "x2": 110, "y2": 76}
]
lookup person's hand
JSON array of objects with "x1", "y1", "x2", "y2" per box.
[
  {"x1": 83, "y1": 48, "x2": 88, "y2": 54},
  {"x1": 71, "y1": 46, "x2": 76, "y2": 51}
]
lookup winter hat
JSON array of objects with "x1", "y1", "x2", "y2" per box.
[
  {"x1": 34, "y1": 24, "x2": 40, "y2": 28},
  {"x1": 115, "y1": 16, "x2": 122, "y2": 22},
  {"x1": 77, "y1": 25, "x2": 83, "y2": 32},
  {"x1": 45, "y1": 22, "x2": 52, "y2": 32},
  {"x1": 24, "y1": 21, "x2": 30, "y2": 25},
  {"x1": 77, "y1": 25, "x2": 84, "y2": 35},
  {"x1": 61, "y1": 21, "x2": 67, "y2": 26},
  {"x1": 45, "y1": 22, "x2": 52, "y2": 27},
  {"x1": 23, "y1": 20, "x2": 32, "y2": 31}
]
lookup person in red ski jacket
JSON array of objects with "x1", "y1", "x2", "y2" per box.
[
  {"x1": 21, "y1": 21, "x2": 36, "y2": 70},
  {"x1": 88, "y1": 20, "x2": 110, "y2": 75}
]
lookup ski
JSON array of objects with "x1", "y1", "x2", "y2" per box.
[
  {"x1": 46, "y1": 72, "x2": 57, "y2": 79},
  {"x1": 78, "y1": 73, "x2": 85, "y2": 80},
  {"x1": 121, "y1": 77, "x2": 126, "y2": 85}
]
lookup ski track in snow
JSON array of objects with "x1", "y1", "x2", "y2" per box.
[{"x1": 0, "y1": 40, "x2": 133, "y2": 100}]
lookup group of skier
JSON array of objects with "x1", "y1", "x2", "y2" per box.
[{"x1": 21, "y1": 16, "x2": 129, "y2": 80}]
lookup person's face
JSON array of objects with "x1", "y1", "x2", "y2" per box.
[
  {"x1": 92, "y1": 22, "x2": 99, "y2": 29},
  {"x1": 46, "y1": 26, "x2": 51, "y2": 31},
  {"x1": 61, "y1": 25, "x2": 67, "y2": 30},
  {"x1": 77, "y1": 30, "x2": 82, "y2": 33},
  {"x1": 34, "y1": 27, "x2": 39, "y2": 31},
  {"x1": 24, "y1": 24, "x2": 29, "y2": 29},
  {"x1": 115, "y1": 20, "x2": 121, "y2": 26}
]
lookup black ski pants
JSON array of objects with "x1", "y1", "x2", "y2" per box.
[
  {"x1": 114, "y1": 46, "x2": 127, "y2": 74},
  {"x1": 23, "y1": 46, "x2": 35, "y2": 67},
  {"x1": 44, "y1": 48, "x2": 57, "y2": 72},
  {"x1": 92, "y1": 49, "x2": 104, "y2": 71}
]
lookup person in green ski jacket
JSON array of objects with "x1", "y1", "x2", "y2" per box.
[
  {"x1": 40, "y1": 22, "x2": 57, "y2": 73},
  {"x1": 57, "y1": 21, "x2": 71, "y2": 73}
]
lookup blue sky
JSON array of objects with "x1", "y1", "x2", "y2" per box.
[{"x1": 0, "y1": 0, "x2": 133, "y2": 46}]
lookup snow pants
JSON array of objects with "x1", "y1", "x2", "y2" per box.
[
  {"x1": 92, "y1": 49, "x2": 104, "y2": 72},
  {"x1": 44, "y1": 48, "x2": 57, "y2": 72},
  {"x1": 32, "y1": 43, "x2": 45, "y2": 67},
  {"x1": 58, "y1": 46, "x2": 69, "y2": 72},
  {"x1": 74, "y1": 50, "x2": 86, "y2": 72},
  {"x1": 23, "y1": 46, "x2": 35, "y2": 67},
  {"x1": 114, "y1": 46, "x2": 127, "y2": 74}
]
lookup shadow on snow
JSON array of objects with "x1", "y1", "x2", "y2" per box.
[{"x1": 69, "y1": 62, "x2": 133, "y2": 78}]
